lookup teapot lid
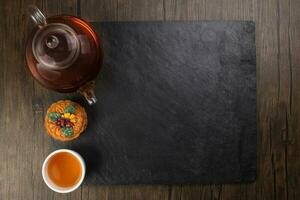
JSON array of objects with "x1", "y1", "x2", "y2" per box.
[{"x1": 32, "y1": 23, "x2": 80, "y2": 70}]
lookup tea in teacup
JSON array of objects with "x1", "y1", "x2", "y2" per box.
[{"x1": 42, "y1": 149, "x2": 85, "y2": 193}]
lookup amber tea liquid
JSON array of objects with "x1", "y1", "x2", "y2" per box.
[{"x1": 47, "y1": 152, "x2": 82, "y2": 188}]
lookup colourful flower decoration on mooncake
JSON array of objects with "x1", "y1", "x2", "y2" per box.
[{"x1": 45, "y1": 100, "x2": 88, "y2": 141}]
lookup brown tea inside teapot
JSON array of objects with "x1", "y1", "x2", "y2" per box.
[{"x1": 26, "y1": 6, "x2": 103, "y2": 104}]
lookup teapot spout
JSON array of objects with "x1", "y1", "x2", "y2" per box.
[{"x1": 78, "y1": 81, "x2": 97, "y2": 105}]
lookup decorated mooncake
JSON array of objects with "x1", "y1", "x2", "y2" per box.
[{"x1": 45, "y1": 100, "x2": 88, "y2": 141}]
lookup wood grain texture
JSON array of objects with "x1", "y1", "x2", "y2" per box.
[{"x1": 0, "y1": 0, "x2": 299, "y2": 199}]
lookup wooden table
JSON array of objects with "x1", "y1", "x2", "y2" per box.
[{"x1": 0, "y1": 0, "x2": 299, "y2": 199}]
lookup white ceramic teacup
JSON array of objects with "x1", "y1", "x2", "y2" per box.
[{"x1": 42, "y1": 149, "x2": 86, "y2": 193}]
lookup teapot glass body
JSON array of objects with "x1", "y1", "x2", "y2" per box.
[{"x1": 26, "y1": 6, "x2": 102, "y2": 104}]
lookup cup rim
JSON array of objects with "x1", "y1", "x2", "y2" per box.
[{"x1": 42, "y1": 149, "x2": 86, "y2": 193}]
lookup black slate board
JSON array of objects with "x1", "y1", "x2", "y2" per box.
[{"x1": 50, "y1": 21, "x2": 256, "y2": 184}]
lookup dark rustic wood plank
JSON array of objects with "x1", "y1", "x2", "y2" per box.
[
  {"x1": 288, "y1": 0, "x2": 300, "y2": 199},
  {"x1": 164, "y1": 0, "x2": 206, "y2": 20},
  {"x1": 80, "y1": 0, "x2": 164, "y2": 21},
  {"x1": 80, "y1": 0, "x2": 118, "y2": 21},
  {"x1": 105, "y1": 186, "x2": 169, "y2": 200},
  {"x1": 116, "y1": 0, "x2": 164, "y2": 21},
  {"x1": 0, "y1": 0, "x2": 4, "y2": 197},
  {"x1": 0, "y1": 0, "x2": 6, "y2": 197},
  {"x1": 221, "y1": 0, "x2": 254, "y2": 20},
  {"x1": 254, "y1": 0, "x2": 291, "y2": 199},
  {"x1": 0, "y1": 0, "x2": 41, "y2": 199},
  {"x1": 267, "y1": 0, "x2": 292, "y2": 199},
  {"x1": 59, "y1": 0, "x2": 78, "y2": 14},
  {"x1": 81, "y1": 185, "x2": 108, "y2": 200}
]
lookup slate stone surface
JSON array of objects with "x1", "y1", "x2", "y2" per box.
[{"x1": 51, "y1": 21, "x2": 256, "y2": 184}]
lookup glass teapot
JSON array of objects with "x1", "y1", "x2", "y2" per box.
[{"x1": 26, "y1": 6, "x2": 103, "y2": 104}]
